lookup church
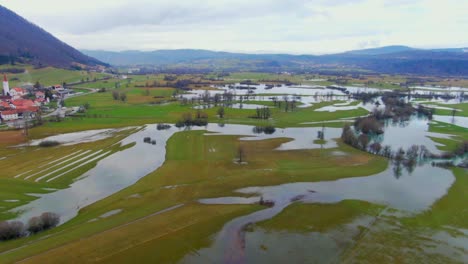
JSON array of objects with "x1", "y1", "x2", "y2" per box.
[{"x1": 2, "y1": 74, "x2": 10, "y2": 96}]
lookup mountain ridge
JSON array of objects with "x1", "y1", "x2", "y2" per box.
[{"x1": 82, "y1": 46, "x2": 468, "y2": 76}]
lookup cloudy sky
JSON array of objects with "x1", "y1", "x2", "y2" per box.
[{"x1": 1, "y1": 0, "x2": 467, "y2": 54}]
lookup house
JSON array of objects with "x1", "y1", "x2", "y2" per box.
[
  {"x1": 11, "y1": 99, "x2": 36, "y2": 110},
  {"x1": 0, "y1": 101, "x2": 11, "y2": 109},
  {"x1": 35, "y1": 91, "x2": 45, "y2": 99},
  {"x1": 53, "y1": 85, "x2": 64, "y2": 91},
  {"x1": 9, "y1": 87, "x2": 26, "y2": 99},
  {"x1": 34, "y1": 98, "x2": 46, "y2": 106},
  {"x1": 0, "y1": 110, "x2": 19, "y2": 121}
]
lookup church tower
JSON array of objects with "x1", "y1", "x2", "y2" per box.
[{"x1": 3, "y1": 74, "x2": 9, "y2": 96}]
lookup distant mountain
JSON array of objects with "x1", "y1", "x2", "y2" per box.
[
  {"x1": 83, "y1": 47, "x2": 468, "y2": 76},
  {"x1": 343, "y1": 45, "x2": 415, "y2": 55},
  {"x1": 0, "y1": 5, "x2": 107, "y2": 68},
  {"x1": 82, "y1": 49, "x2": 246, "y2": 66}
]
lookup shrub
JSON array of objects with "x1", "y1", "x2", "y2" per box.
[
  {"x1": 27, "y1": 216, "x2": 44, "y2": 234},
  {"x1": 177, "y1": 112, "x2": 208, "y2": 127},
  {"x1": 217, "y1": 107, "x2": 225, "y2": 118},
  {"x1": 263, "y1": 125, "x2": 276, "y2": 134},
  {"x1": 40, "y1": 212, "x2": 60, "y2": 230},
  {"x1": 39, "y1": 140, "x2": 60, "y2": 147},
  {"x1": 112, "y1": 91, "x2": 119, "y2": 100},
  {"x1": 156, "y1": 123, "x2": 171, "y2": 130},
  {"x1": 27, "y1": 212, "x2": 60, "y2": 235},
  {"x1": 253, "y1": 125, "x2": 276, "y2": 134},
  {"x1": 0, "y1": 221, "x2": 25, "y2": 241},
  {"x1": 354, "y1": 117, "x2": 383, "y2": 134},
  {"x1": 175, "y1": 121, "x2": 185, "y2": 128}
]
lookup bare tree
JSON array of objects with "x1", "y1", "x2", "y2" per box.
[{"x1": 238, "y1": 144, "x2": 245, "y2": 164}]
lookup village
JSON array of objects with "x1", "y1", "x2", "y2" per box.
[{"x1": 0, "y1": 74, "x2": 76, "y2": 128}]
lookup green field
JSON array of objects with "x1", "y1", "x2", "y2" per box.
[
  {"x1": 3, "y1": 65, "x2": 108, "y2": 87},
  {"x1": 0, "y1": 130, "x2": 389, "y2": 263},
  {"x1": 434, "y1": 102, "x2": 468, "y2": 117},
  {"x1": 0, "y1": 69, "x2": 466, "y2": 263},
  {"x1": 0, "y1": 129, "x2": 138, "y2": 220}
]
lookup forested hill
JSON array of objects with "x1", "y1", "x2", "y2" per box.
[{"x1": 0, "y1": 5, "x2": 107, "y2": 68}]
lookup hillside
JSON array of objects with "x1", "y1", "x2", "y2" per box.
[{"x1": 0, "y1": 5, "x2": 107, "y2": 68}]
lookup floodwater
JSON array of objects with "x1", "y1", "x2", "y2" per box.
[
  {"x1": 25, "y1": 127, "x2": 134, "y2": 146},
  {"x1": 184, "y1": 163, "x2": 456, "y2": 263},
  {"x1": 371, "y1": 116, "x2": 454, "y2": 154},
  {"x1": 10, "y1": 114, "x2": 458, "y2": 223},
  {"x1": 183, "y1": 83, "x2": 465, "y2": 111},
  {"x1": 3, "y1": 111, "x2": 466, "y2": 262},
  {"x1": 10, "y1": 124, "x2": 341, "y2": 223},
  {"x1": 193, "y1": 103, "x2": 270, "y2": 110},
  {"x1": 432, "y1": 115, "x2": 468, "y2": 128}
]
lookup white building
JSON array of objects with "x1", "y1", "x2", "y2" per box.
[
  {"x1": 9, "y1": 88, "x2": 26, "y2": 99},
  {"x1": 2, "y1": 74, "x2": 9, "y2": 96},
  {"x1": 0, "y1": 110, "x2": 18, "y2": 121}
]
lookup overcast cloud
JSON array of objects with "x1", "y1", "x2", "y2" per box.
[{"x1": 1, "y1": 0, "x2": 467, "y2": 54}]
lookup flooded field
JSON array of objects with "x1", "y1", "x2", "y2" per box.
[
  {"x1": 10, "y1": 124, "x2": 342, "y2": 223},
  {"x1": 0, "y1": 83, "x2": 466, "y2": 263},
  {"x1": 186, "y1": 164, "x2": 456, "y2": 263}
]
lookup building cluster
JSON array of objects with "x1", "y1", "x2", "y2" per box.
[{"x1": 0, "y1": 74, "x2": 52, "y2": 123}]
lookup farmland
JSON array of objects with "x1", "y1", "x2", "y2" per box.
[{"x1": 0, "y1": 68, "x2": 466, "y2": 263}]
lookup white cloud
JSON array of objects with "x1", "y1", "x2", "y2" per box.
[{"x1": 1, "y1": 0, "x2": 467, "y2": 53}]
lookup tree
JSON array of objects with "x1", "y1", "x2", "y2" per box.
[
  {"x1": 256, "y1": 108, "x2": 261, "y2": 119},
  {"x1": 119, "y1": 93, "x2": 127, "y2": 102},
  {"x1": 382, "y1": 145, "x2": 392, "y2": 158},
  {"x1": 27, "y1": 216, "x2": 43, "y2": 234},
  {"x1": 317, "y1": 124, "x2": 325, "y2": 140},
  {"x1": 112, "y1": 91, "x2": 119, "y2": 100},
  {"x1": 272, "y1": 97, "x2": 278, "y2": 107},
  {"x1": 40, "y1": 212, "x2": 60, "y2": 230},
  {"x1": 33, "y1": 81, "x2": 41, "y2": 89},
  {"x1": 358, "y1": 134, "x2": 369, "y2": 150},
  {"x1": 217, "y1": 107, "x2": 225, "y2": 118},
  {"x1": 369, "y1": 142, "x2": 382, "y2": 155},
  {"x1": 237, "y1": 144, "x2": 245, "y2": 163},
  {"x1": 144, "y1": 89, "x2": 150, "y2": 96},
  {"x1": 394, "y1": 147, "x2": 405, "y2": 162},
  {"x1": 0, "y1": 221, "x2": 25, "y2": 241},
  {"x1": 341, "y1": 125, "x2": 358, "y2": 147}
]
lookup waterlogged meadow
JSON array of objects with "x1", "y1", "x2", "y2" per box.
[{"x1": 0, "y1": 78, "x2": 466, "y2": 263}]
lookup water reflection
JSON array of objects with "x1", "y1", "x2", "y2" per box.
[
  {"x1": 370, "y1": 116, "x2": 452, "y2": 154},
  {"x1": 190, "y1": 164, "x2": 455, "y2": 263}
]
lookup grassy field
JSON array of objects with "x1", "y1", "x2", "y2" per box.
[
  {"x1": 0, "y1": 128, "x2": 138, "y2": 221},
  {"x1": 434, "y1": 102, "x2": 468, "y2": 117},
  {"x1": 25, "y1": 87, "x2": 367, "y2": 139},
  {"x1": 3, "y1": 65, "x2": 107, "y2": 87},
  {"x1": 0, "y1": 130, "x2": 388, "y2": 263},
  {"x1": 258, "y1": 200, "x2": 384, "y2": 233},
  {"x1": 0, "y1": 69, "x2": 466, "y2": 263}
]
